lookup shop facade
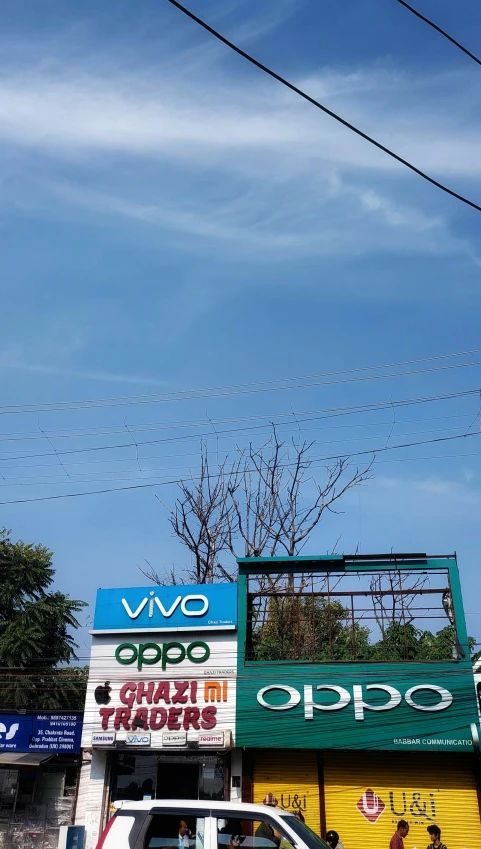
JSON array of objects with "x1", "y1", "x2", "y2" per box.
[
  {"x1": 0, "y1": 711, "x2": 83, "y2": 848},
  {"x1": 235, "y1": 553, "x2": 481, "y2": 849},
  {"x1": 77, "y1": 583, "x2": 239, "y2": 849}
]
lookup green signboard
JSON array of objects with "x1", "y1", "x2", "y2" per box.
[
  {"x1": 235, "y1": 554, "x2": 480, "y2": 752},
  {"x1": 235, "y1": 660, "x2": 479, "y2": 751}
]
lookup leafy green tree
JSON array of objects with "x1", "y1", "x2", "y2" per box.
[
  {"x1": 252, "y1": 596, "x2": 372, "y2": 661},
  {"x1": 251, "y1": 598, "x2": 477, "y2": 664},
  {"x1": 372, "y1": 622, "x2": 477, "y2": 662},
  {"x1": 0, "y1": 528, "x2": 87, "y2": 709}
]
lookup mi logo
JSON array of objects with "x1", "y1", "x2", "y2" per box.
[
  {"x1": 121, "y1": 591, "x2": 208, "y2": 620},
  {"x1": 204, "y1": 682, "x2": 228, "y2": 703},
  {"x1": 0, "y1": 723, "x2": 19, "y2": 741}
]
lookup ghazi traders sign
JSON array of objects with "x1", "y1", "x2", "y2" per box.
[
  {"x1": 96, "y1": 678, "x2": 224, "y2": 733},
  {"x1": 82, "y1": 630, "x2": 236, "y2": 748}
]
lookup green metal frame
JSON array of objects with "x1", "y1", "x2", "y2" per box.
[{"x1": 236, "y1": 553, "x2": 471, "y2": 666}]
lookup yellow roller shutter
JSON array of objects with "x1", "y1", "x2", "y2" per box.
[
  {"x1": 323, "y1": 751, "x2": 481, "y2": 849},
  {"x1": 253, "y1": 751, "x2": 321, "y2": 836}
]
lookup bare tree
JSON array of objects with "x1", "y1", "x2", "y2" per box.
[
  {"x1": 369, "y1": 570, "x2": 428, "y2": 639},
  {"x1": 143, "y1": 427, "x2": 372, "y2": 585},
  {"x1": 250, "y1": 428, "x2": 372, "y2": 559},
  {"x1": 144, "y1": 444, "x2": 240, "y2": 585}
]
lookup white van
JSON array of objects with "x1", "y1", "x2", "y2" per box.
[{"x1": 96, "y1": 799, "x2": 331, "y2": 849}]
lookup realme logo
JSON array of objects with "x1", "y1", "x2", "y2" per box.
[{"x1": 121, "y1": 591, "x2": 208, "y2": 620}]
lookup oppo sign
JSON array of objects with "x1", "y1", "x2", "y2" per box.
[{"x1": 257, "y1": 682, "x2": 453, "y2": 721}]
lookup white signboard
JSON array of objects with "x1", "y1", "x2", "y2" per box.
[
  {"x1": 91, "y1": 732, "x2": 116, "y2": 746},
  {"x1": 199, "y1": 732, "x2": 225, "y2": 747},
  {"x1": 162, "y1": 732, "x2": 187, "y2": 746},
  {"x1": 81, "y1": 628, "x2": 237, "y2": 749},
  {"x1": 126, "y1": 732, "x2": 151, "y2": 746}
]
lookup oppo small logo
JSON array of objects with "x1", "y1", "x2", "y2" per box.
[
  {"x1": 357, "y1": 789, "x2": 385, "y2": 823},
  {"x1": 121, "y1": 591, "x2": 208, "y2": 620},
  {"x1": 0, "y1": 723, "x2": 19, "y2": 741},
  {"x1": 115, "y1": 640, "x2": 210, "y2": 670}
]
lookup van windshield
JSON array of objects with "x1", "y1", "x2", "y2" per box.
[{"x1": 278, "y1": 815, "x2": 331, "y2": 849}]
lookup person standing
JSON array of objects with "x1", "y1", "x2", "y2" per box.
[
  {"x1": 390, "y1": 820, "x2": 409, "y2": 849},
  {"x1": 427, "y1": 825, "x2": 447, "y2": 849},
  {"x1": 256, "y1": 794, "x2": 280, "y2": 848}
]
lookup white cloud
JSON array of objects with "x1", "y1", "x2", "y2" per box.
[
  {"x1": 1, "y1": 34, "x2": 481, "y2": 261},
  {"x1": 0, "y1": 345, "x2": 170, "y2": 387},
  {"x1": 0, "y1": 53, "x2": 480, "y2": 176}
]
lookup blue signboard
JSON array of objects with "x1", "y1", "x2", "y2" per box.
[
  {"x1": 92, "y1": 583, "x2": 237, "y2": 633},
  {"x1": 0, "y1": 714, "x2": 82, "y2": 754}
]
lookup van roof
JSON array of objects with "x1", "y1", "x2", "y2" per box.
[{"x1": 114, "y1": 800, "x2": 296, "y2": 815}]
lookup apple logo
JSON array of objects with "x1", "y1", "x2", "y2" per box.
[{"x1": 94, "y1": 681, "x2": 112, "y2": 705}]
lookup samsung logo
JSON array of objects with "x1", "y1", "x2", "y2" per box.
[{"x1": 121, "y1": 591, "x2": 208, "y2": 620}]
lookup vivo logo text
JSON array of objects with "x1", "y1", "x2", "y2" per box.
[
  {"x1": 121, "y1": 591, "x2": 208, "y2": 620},
  {"x1": 257, "y1": 682, "x2": 453, "y2": 721},
  {"x1": 126, "y1": 732, "x2": 151, "y2": 746}
]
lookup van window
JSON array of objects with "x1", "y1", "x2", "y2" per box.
[
  {"x1": 278, "y1": 816, "x2": 330, "y2": 849},
  {"x1": 216, "y1": 815, "x2": 294, "y2": 849},
  {"x1": 144, "y1": 814, "x2": 205, "y2": 849}
]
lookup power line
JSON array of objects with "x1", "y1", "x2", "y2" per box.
[
  {"x1": 2, "y1": 346, "x2": 481, "y2": 416},
  {"x1": 0, "y1": 427, "x2": 480, "y2": 506},
  {"x1": 1, "y1": 359, "x2": 481, "y2": 419},
  {"x1": 396, "y1": 0, "x2": 481, "y2": 67},
  {"x1": 0, "y1": 389, "x2": 478, "y2": 464},
  {"x1": 0, "y1": 412, "x2": 475, "y2": 468},
  {"x1": 164, "y1": 0, "x2": 481, "y2": 214},
  {"x1": 0, "y1": 422, "x2": 475, "y2": 483}
]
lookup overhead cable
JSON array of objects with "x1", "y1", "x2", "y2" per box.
[
  {"x1": 165, "y1": 0, "x2": 481, "y2": 213},
  {"x1": 396, "y1": 0, "x2": 481, "y2": 67},
  {"x1": 0, "y1": 427, "x2": 480, "y2": 505},
  {"x1": 1, "y1": 357, "x2": 481, "y2": 416},
  {"x1": 0, "y1": 389, "x2": 478, "y2": 463}
]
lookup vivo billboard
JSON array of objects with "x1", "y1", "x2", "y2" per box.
[{"x1": 92, "y1": 583, "x2": 237, "y2": 633}]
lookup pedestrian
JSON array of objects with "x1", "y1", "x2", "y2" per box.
[
  {"x1": 427, "y1": 825, "x2": 447, "y2": 849},
  {"x1": 325, "y1": 831, "x2": 339, "y2": 849},
  {"x1": 293, "y1": 811, "x2": 305, "y2": 823},
  {"x1": 256, "y1": 794, "x2": 280, "y2": 848},
  {"x1": 390, "y1": 820, "x2": 409, "y2": 849}
]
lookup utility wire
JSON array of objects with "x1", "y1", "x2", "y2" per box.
[
  {"x1": 0, "y1": 427, "x2": 480, "y2": 505},
  {"x1": 396, "y1": 0, "x2": 481, "y2": 67},
  {"x1": 0, "y1": 421, "x2": 476, "y2": 482},
  {"x1": 1, "y1": 357, "x2": 481, "y2": 416},
  {"x1": 165, "y1": 0, "x2": 481, "y2": 214},
  {"x1": 0, "y1": 389, "x2": 478, "y2": 463}
]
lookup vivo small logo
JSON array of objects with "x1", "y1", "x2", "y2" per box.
[
  {"x1": 126, "y1": 733, "x2": 151, "y2": 746},
  {"x1": 121, "y1": 591, "x2": 208, "y2": 620},
  {"x1": 0, "y1": 723, "x2": 19, "y2": 741}
]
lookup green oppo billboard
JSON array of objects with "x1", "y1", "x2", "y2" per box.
[
  {"x1": 235, "y1": 661, "x2": 479, "y2": 751},
  {"x1": 235, "y1": 554, "x2": 480, "y2": 752}
]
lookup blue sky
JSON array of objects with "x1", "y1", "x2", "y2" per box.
[{"x1": 1, "y1": 0, "x2": 481, "y2": 656}]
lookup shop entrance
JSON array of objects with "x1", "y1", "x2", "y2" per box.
[
  {"x1": 157, "y1": 762, "x2": 199, "y2": 799},
  {"x1": 111, "y1": 753, "x2": 227, "y2": 804}
]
